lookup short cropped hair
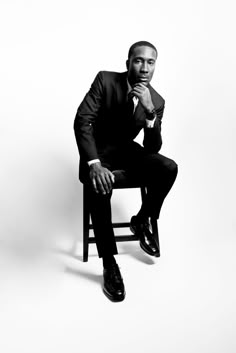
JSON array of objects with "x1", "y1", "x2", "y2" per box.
[{"x1": 128, "y1": 41, "x2": 157, "y2": 59}]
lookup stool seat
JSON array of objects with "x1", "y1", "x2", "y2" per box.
[{"x1": 82, "y1": 169, "x2": 160, "y2": 262}]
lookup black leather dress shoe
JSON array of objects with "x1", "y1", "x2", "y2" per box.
[
  {"x1": 130, "y1": 216, "x2": 160, "y2": 257},
  {"x1": 103, "y1": 263, "x2": 125, "y2": 302}
]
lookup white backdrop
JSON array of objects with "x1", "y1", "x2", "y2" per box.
[
  {"x1": 1, "y1": 0, "x2": 235, "y2": 253},
  {"x1": 0, "y1": 0, "x2": 236, "y2": 351}
]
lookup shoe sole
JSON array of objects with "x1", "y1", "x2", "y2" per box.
[
  {"x1": 130, "y1": 224, "x2": 160, "y2": 257},
  {"x1": 103, "y1": 288, "x2": 126, "y2": 302},
  {"x1": 140, "y1": 241, "x2": 160, "y2": 257}
]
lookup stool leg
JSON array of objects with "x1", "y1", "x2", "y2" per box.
[
  {"x1": 83, "y1": 185, "x2": 90, "y2": 262},
  {"x1": 140, "y1": 186, "x2": 146, "y2": 203}
]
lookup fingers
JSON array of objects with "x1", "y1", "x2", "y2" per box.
[
  {"x1": 95, "y1": 176, "x2": 107, "y2": 194},
  {"x1": 110, "y1": 172, "x2": 115, "y2": 184},
  {"x1": 131, "y1": 85, "x2": 146, "y2": 98},
  {"x1": 98, "y1": 174, "x2": 110, "y2": 194},
  {"x1": 131, "y1": 85, "x2": 152, "y2": 111},
  {"x1": 101, "y1": 170, "x2": 115, "y2": 194},
  {"x1": 132, "y1": 83, "x2": 146, "y2": 92},
  {"x1": 133, "y1": 83, "x2": 146, "y2": 88},
  {"x1": 103, "y1": 174, "x2": 113, "y2": 193},
  {"x1": 92, "y1": 178, "x2": 99, "y2": 193},
  {"x1": 90, "y1": 168, "x2": 115, "y2": 195}
]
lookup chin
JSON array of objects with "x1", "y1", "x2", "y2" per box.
[{"x1": 138, "y1": 80, "x2": 149, "y2": 86}]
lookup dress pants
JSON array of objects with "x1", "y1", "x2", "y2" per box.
[{"x1": 85, "y1": 142, "x2": 178, "y2": 258}]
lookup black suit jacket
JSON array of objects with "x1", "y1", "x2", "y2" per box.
[{"x1": 74, "y1": 71, "x2": 165, "y2": 181}]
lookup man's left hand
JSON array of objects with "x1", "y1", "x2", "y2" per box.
[{"x1": 131, "y1": 83, "x2": 154, "y2": 113}]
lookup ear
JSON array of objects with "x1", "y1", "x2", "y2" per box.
[{"x1": 126, "y1": 59, "x2": 129, "y2": 70}]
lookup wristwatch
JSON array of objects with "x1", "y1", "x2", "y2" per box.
[{"x1": 146, "y1": 108, "x2": 157, "y2": 120}]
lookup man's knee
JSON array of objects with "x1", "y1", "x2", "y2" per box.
[
  {"x1": 155, "y1": 157, "x2": 178, "y2": 188},
  {"x1": 142, "y1": 153, "x2": 178, "y2": 180},
  {"x1": 165, "y1": 158, "x2": 178, "y2": 175},
  {"x1": 153, "y1": 154, "x2": 178, "y2": 175},
  {"x1": 155, "y1": 156, "x2": 178, "y2": 182}
]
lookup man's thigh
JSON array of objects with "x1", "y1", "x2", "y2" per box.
[
  {"x1": 126, "y1": 149, "x2": 178, "y2": 183},
  {"x1": 99, "y1": 142, "x2": 144, "y2": 170}
]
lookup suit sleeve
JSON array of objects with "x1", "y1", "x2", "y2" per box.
[
  {"x1": 143, "y1": 101, "x2": 165, "y2": 153},
  {"x1": 74, "y1": 71, "x2": 104, "y2": 161}
]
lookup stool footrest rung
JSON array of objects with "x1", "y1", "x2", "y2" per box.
[
  {"x1": 88, "y1": 234, "x2": 139, "y2": 244},
  {"x1": 89, "y1": 222, "x2": 130, "y2": 230}
]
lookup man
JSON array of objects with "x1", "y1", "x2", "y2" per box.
[{"x1": 74, "y1": 41, "x2": 178, "y2": 302}]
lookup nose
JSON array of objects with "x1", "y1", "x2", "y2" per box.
[{"x1": 140, "y1": 61, "x2": 148, "y2": 73}]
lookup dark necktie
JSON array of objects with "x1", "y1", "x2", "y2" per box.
[{"x1": 126, "y1": 92, "x2": 134, "y2": 118}]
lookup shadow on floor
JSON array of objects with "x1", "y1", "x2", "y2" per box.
[
  {"x1": 65, "y1": 265, "x2": 103, "y2": 285},
  {"x1": 55, "y1": 241, "x2": 157, "y2": 266}
]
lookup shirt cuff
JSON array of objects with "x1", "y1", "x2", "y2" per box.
[
  {"x1": 145, "y1": 117, "x2": 156, "y2": 128},
  {"x1": 87, "y1": 159, "x2": 100, "y2": 166}
]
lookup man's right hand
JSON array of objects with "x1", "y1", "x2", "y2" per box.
[{"x1": 89, "y1": 162, "x2": 115, "y2": 194}]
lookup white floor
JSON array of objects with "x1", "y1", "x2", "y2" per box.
[{"x1": 0, "y1": 213, "x2": 235, "y2": 353}]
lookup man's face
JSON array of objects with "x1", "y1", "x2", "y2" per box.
[{"x1": 126, "y1": 46, "x2": 157, "y2": 87}]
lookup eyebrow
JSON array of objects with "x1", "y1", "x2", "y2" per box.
[{"x1": 134, "y1": 56, "x2": 156, "y2": 61}]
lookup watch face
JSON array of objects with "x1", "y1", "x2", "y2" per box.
[{"x1": 147, "y1": 110, "x2": 156, "y2": 120}]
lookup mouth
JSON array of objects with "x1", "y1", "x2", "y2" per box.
[{"x1": 138, "y1": 76, "x2": 149, "y2": 82}]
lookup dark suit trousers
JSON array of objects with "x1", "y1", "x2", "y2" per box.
[{"x1": 85, "y1": 142, "x2": 178, "y2": 258}]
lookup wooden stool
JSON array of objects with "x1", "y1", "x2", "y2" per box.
[{"x1": 82, "y1": 170, "x2": 160, "y2": 262}]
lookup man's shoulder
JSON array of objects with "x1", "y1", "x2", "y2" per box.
[{"x1": 96, "y1": 70, "x2": 126, "y2": 83}]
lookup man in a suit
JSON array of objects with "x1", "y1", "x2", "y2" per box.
[{"x1": 74, "y1": 41, "x2": 178, "y2": 302}]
